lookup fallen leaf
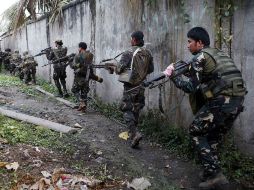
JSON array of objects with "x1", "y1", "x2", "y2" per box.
[
  {"x1": 5, "y1": 162, "x2": 19, "y2": 171},
  {"x1": 0, "y1": 162, "x2": 8, "y2": 167},
  {"x1": 7, "y1": 126, "x2": 17, "y2": 130},
  {"x1": 0, "y1": 137, "x2": 8, "y2": 144},
  {"x1": 74, "y1": 123, "x2": 82, "y2": 128},
  {"x1": 127, "y1": 177, "x2": 151, "y2": 190},
  {"x1": 35, "y1": 147, "x2": 41, "y2": 152},
  {"x1": 41, "y1": 171, "x2": 52, "y2": 179},
  {"x1": 119, "y1": 131, "x2": 129, "y2": 140}
]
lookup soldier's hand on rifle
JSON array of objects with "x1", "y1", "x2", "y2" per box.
[
  {"x1": 163, "y1": 63, "x2": 175, "y2": 77},
  {"x1": 105, "y1": 63, "x2": 116, "y2": 74}
]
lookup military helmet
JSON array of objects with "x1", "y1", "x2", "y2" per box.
[
  {"x1": 23, "y1": 51, "x2": 29, "y2": 56},
  {"x1": 55, "y1": 40, "x2": 63, "y2": 46}
]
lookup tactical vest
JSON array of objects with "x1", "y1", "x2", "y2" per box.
[
  {"x1": 52, "y1": 47, "x2": 67, "y2": 69},
  {"x1": 118, "y1": 46, "x2": 152, "y2": 86},
  {"x1": 200, "y1": 48, "x2": 246, "y2": 98}
]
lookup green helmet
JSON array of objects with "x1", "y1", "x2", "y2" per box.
[{"x1": 23, "y1": 51, "x2": 29, "y2": 56}]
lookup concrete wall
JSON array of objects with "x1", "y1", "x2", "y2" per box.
[
  {"x1": 0, "y1": 0, "x2": 253, "y2": 156},
  {"x1": 232, "y1": 0, "x2": 254, "y2": 156}
]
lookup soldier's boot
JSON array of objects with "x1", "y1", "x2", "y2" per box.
[
  {"x1": 77, "y1": 101, "x2": 86, "y2": 112},
  {"x1": 73, "y1": 93, "x2": 80, "y2": 109},
  {"x1": 54, "y1": 80, "x2": 63, "y2": 97},
  {"x1": 131, "y1": 131, "x2": 142, "y2": 149},
  {"x1": 31, "y1": 74, "x2": 36, "y2": 85},
  {"x1": 199, "y1": 171, "x2": 207, "y2": 182},
  {"x1": 199, "y1": 172, "x2": 229, "y2": 189},
  {"x1": 60, "y1": 79, "x2": 69, "y2": 98},
  {"x1": 56, "y1": 87, "x2": 63, "y2": 98}
]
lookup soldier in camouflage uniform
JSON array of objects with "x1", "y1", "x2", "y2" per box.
[
  {"x1": 70, "y1": 42, "x2": 103, "y2": 112},
  {"x1": 116, "y1": 31, "x2": 154, "y2": 148},
  {"x1": 2, "y1": 49, "x2": 12, "y2": 71},
  {"x1": 163, "y1": 27, "x2": 246, "y2": 189},
  {"x1": 46, "y1": 40, "x2": 69, "y2": 97},
  {"x1": 9, "y1": 50, "x2": 22, "y2": 75},
  {"x1": 21, "y1": 51, "x2": 38, "y2": 84}
]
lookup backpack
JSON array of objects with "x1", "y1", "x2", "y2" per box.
[{"x1": 118, "y1": 47, "x2": 152, "y2": 86}]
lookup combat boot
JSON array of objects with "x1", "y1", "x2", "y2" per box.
[
  {"x1": 55, "y1": 88, "x2": 63, "y2": 98},
  {"x1": 63, "y1": 89, "x2": 69, "y2": 98},
  {"x1": 199, "y1": 172, "x2": 229, "y2": 189},
  {"x1": 131, "y1": 132, "x2": 142, "y2": 149},
  {"x1": 77, "y1": 101, "x2": 86, "y2": 112}
]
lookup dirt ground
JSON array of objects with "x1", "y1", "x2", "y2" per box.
[{"x1": 0, "y1": 83, "x2": 245, "y2": 190}]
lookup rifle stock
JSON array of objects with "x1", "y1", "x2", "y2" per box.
[
  {"x1": 42, "y1": 53, "x2": 75, "y2": 67},
  {"x1": 91, "y1": 63, "x2": 116, "y2": 74}
]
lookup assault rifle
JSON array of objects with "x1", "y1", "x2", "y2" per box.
[
  {"x1": 42, "y1": 53, "x2": 75, "y2": 67},
  {"x1": 91, "y1": 63, "x2": 116, "y2": 74},
  {"x1": 33, "y1": 47, "x2": 52, "y2": 57},
  {"x1": 125, "y1": 58, "x2": 198, "y2": 93},
  {"x1": 143, "y1": 60, "x2": 190, "y2": 88}
]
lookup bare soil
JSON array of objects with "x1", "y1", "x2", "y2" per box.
[{"x1": 0, "y1": 85, "x2": 244, "y2": 190}]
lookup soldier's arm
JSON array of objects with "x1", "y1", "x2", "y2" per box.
[
  {"x1": 115, "y1": 51, "x2": 132, "y2": 74},
  {"x1": 171, "y1": 52, "x2": 207, "y2": 93},
  {"x1": 46, "y1": 50, "x2": 54, "y2": 60},
  {"x1": 69, "y1": 55, "x2": 79, "y2": 69},
  {"x1": 171, "y1": 76, "x2": 198, "y2": 93}
]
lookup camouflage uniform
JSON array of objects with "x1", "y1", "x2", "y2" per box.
[
  {"x1": 21, "y1": 52, "x2": 38, "y2": 84},
  {"x1": 70, "y1": 50, "x2": 102, "y2": 111},
  {"x1": 46, "y1": 45, "x2": 68, "y2": 97},
  {"x1": 0, "y1": 51, "x2": 3, "y2": 72},
  {"x1": 116, "y1": 46, "x2": 154, "y2": 147},
  {"x1": 2, "y1": 49, "x2": 12, "y2": 71},
  {"x1": 9, "y1": 50, "x2": 22, "y2": 75},
  {"x1": 172, "y1": 47, "x2": 246, "y2": 179}
]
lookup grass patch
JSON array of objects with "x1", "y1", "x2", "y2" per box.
[
  {"x1": 220, "y1": 133, "x2": 254, "y2": 184},
  {"x1": 0, "y1": 115, "x2": 74, "y2": 154},
  {"x1": 91, "y1": 98, "x2": 124, "y2": 122},
  {"x1": 139, "y1": 110, "x2": 191, "y2": 157},
  {"x1": 0, "y1": 73, "x2": 40, "y2": 97},
  {"x1": 36, "y1": 78, "x2": 57, "y2": 94},
  {"x1": 91, "y1": 102, "x2": 254, "y2": 185}
]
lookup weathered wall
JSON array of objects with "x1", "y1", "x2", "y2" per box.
[
  {"x1": 0, "y1": 0, "x2": 253, "y2": 155},
  {"x1": 232, "y1": 0, "x2": 254, "y2": 156}
]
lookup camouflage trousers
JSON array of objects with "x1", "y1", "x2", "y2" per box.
[
  {"x1": 120, "y1": 85, "x2": 145, "y2": 134},
  {"x1": 189, "y1": 95, "x2": 244, "y2": 177},
  {"x1": 53, "y1": 67, "x2": 67, "y2": 94},
  {"x1": 23, "y1": 67, "x2": 36, "y2": 84},
  {"x1": 71, "y1": 75, "x2": 89, "y2": 104}
]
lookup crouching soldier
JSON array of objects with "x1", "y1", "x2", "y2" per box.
[
  {"x1": 21, "y1": 51, "x2": 38, "y2": 84},
  {"x1": 163, "y1": 27, "x2": 246, "y2": 189}
]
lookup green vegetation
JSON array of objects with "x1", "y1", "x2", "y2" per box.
[
  {"x1": 0, "y1": 115, "x2": 74, "y2": 154},
  {"x1": 139, "y1": 110, "x2": 254, "y2": 185},
  {"x1": 139, "y1": 110, "x2": 191, "y2": 157},
  {"x1": 220, "y1": 133, "x2": 254, "y2": 184},
  {"x1": 0, "y1": 74, "x2": 39, "y2": 97},
  {"x1": 91, "y1": 98, "x2": 124, "y2": 122},
  {"x1": 92, "y1": 102, "x2": 254, "y2": 185}
]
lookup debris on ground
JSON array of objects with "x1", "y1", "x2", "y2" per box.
[
  {"x1": 119, "y1": 131, "x2": 129, "y2": 140},
  {"x1": 127, "y1": 177, "x2": 151, "y2": 190},
  {"x1": 12, "y1": 168, "x2": 111, "y2": 190}
]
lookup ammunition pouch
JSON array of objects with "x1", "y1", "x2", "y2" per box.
[
  {"x1": 201, "y1": 78, "x2": 246, "y2": 99},
  {"x1": 118, "y1": 69, "x2": 133, "y2": 83}
]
